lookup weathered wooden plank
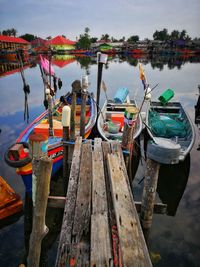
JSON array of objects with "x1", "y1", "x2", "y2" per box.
[
  {"x1": 65, "y1": 141, "x2": 93, "y2": 265},
  {"x1": 73, "y1": 140, "x2": 92, "y2": 240},
  {"x1": 90, "y1": 213, "x2": 112, "y2": 267},
  {"x1": 66, "y1": 243, "x2": 90, "y2": 267},
  {"x1": 92, "y1": 138, "x2": 108, "y2": 214},
  {"x1": 55, "y1": 137, "x2": 82, "y2": 267},
  {"x1": 90, "y1": 138, "x2": 112, "y2": 266},
  {"x1": 107, "y1": 153, "x2": 152, "y2": 267}
]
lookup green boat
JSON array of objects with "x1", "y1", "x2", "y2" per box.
[{"x1": 146, "y1": 101, "x2": 195, "y2": 164}]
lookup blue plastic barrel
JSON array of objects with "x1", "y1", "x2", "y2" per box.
[{"x1": 114, "y1": 87, "x2": 129, "y2": 103}]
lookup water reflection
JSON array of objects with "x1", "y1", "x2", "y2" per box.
[
  {"x1": 194, "y1": 86, "x2": 200, "y2": 151},
  {"x1": 1, "y1": 53, "x2": 200, "y2": 78},
  {"x1": 0, "y1": 54, "x2": 200, "y2": 267},
  {"x1": 157, "y1": 154, "x2": 190, "y2": 216}
]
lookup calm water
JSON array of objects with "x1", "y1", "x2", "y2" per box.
[{"x1": 0, "y1": 54, "x2": 200, "y2": 266}]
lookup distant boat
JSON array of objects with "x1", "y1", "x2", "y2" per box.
[
  {"x1": 0, "y1": 176, "x2": 23, "y2": 221},
  {"x1": 97, "y1": 88, "x2": 143, "y2": 142},
  {"x1": 4, "y1": 91, "x2": 97, "y2": 195},
  {"x1": 146, "y1": 101, "x2": 195, "y2": 163}
]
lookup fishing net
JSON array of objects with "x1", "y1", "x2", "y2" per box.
[{"x1": 149, "y1": 111, "x2": 187, "y2": 138}]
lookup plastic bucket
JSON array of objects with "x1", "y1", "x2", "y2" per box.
[
  {"x1": 107, "y1": 121, "x2": 121, "y2": 134},
  {"x1": 124, "y1": 107, "x2": 138, "y2": 126},
  {"x1": 158, "y1": 89, "x2": 174, "y2": 105}
]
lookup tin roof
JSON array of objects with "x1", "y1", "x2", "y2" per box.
[
  {"x1": 0, "y1": 35, "x2": 30, "y2": 44},
  {"x1": 49, "y1": 35, "x2": 76, "y2": 45}
]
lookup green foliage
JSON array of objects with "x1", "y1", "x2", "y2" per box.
[
  {"x1": 19, "y1": 33, "x2": 37, "y2": 42},
  {"x1": 153, "y1": 28, "x2": 191, "y2": 41},
  {"x1": 90, "y1": 37, "x2": 98, "y2": 43},
  {"x1": 100, "y1": 34, "x2": 110, "y2": 41},
  {"x1": 127, "y1": 35, "x2": 139, "y2": 43},
  {"x1": 153, "y1": 28, "x2": 169, "y2": 41},
  {"x1": 76, "y1": 27, "x2": 91, "y2": 49},
  {"x1": 1, "y1": 28, "x2": 17, "y2": 37}
]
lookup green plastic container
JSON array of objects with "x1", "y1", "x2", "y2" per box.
[{"x1": 158, "y1": 89, "x2": 174, "y2": 105}]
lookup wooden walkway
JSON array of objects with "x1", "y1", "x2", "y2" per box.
[{"x1": 55, "y1": 137, "x2": 152, "y2": 267}]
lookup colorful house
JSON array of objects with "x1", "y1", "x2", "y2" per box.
[
  {"x1": 31, "y1": 37, "x2": 49, "y2": 53},
  {"x1": 49, "y1": 35, "x2": 76, "y2": 52},
  {"x1": 0, "y1": 35, "x2": 30, "y2": 51}
]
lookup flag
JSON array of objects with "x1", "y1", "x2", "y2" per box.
[
  {"x1": 39, "y1": 55, "x2": 55, "y2": 76},
  {"x1": 139, "y1": 63, "x2": 147, "y2": 90}
]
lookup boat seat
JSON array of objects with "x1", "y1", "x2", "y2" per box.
[{"x1": 34, "y1": 119, "x2": 63, "y2": 137}]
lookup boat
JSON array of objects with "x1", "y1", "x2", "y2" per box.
[
  {"x1": 4, "y1": 90, "x2": 97, "y2": 195},
  {"x1": 0, "y1": 176, "x2": 23, "y2": 221},
  {"x1": 146, "y1": 100, "x2": 195, "y2": 163},
  {"x1": 97, "y1": 88, "x2": 143, "y2": 142}
]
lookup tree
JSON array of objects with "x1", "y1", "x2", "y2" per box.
[
  {"x1": 127, "y1": 35, "x2": 139, "y2": 43},
  {"x1": 11, "y1": 28, "x2": 17, "y2": 37},
  {"x1": 170, "y1": 30, "x2": 180, "y2": 40},
  {"x1": 20, "y1": 33, "x2": 37, "y2": 42},
  {"x1": 76, "y1": 28, "x2": 91, "y2": 49},
  {"x1": 153, "y1": 28, "x2": 169, "y2": 41},
  {"x1": 90, "y1": 37, "x2": 98, "y2": 43},
  {"x1": 100, "y1": 34, "x2": 110, "y2": 42},
  {"x1": 2, "y1": 28, "x2": 17, "y2": 36},
  {"x1": 119, "y1": 36, "x2": 126, "y2": 42}
]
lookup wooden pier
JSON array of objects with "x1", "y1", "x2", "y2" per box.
[{"x1": 55, "y1": 137, "x2": 152, "y2": 267}]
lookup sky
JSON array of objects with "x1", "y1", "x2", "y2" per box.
[{"x1": 0, "y1": 0, "x2": 200, "y2": 41}]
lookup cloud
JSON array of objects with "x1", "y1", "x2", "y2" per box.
[{"x1": 1, "y1": 0, "x2": 199, "y2": 39}]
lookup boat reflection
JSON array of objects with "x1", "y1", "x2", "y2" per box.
[
  {"x1": 194, "y1": 85, "x2": 200, "y2": 151},
  {"x1": 157, "y1": 154, "x2": 190, "y2": 216}
]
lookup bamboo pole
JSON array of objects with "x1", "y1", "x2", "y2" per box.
[{"x1": 27, "y1": 156, "x2": 53, "y2": 267}]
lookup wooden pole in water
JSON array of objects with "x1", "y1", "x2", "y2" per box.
[
  {"x1": 96, "y1": 53, "x2": 108, "y2": 110},
  {"x1": 27, "y1": 133, "x2": 52, "y2": 267},
  {"x1": 140, "y1": 158, "x2": 160, "y2": 241},
  {"x1": 62, "y1": 105, "x2": 71, "y2": 192},
  {"x1": 27, "y1": 156, "x2": 52, "y2": 267},
  {"x1": 80, "y1": 75, "x2": 89, "y2": 138},
  {"x1": 46, "y1": 88, "x2": 54, "y2": 137},
  {"x1": 70, "y1": 80, "x2": 81, "y2": 140},
  {"x1": 29, "y1": 133, "x2": 48, "y2": 206}
]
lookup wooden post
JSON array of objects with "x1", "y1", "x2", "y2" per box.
[
  {"x1": 62, "y1": 105, "x2": 71, "y2": 192},
  {"x1": 70, "y1": 80, "x2": 81, "y2": 140},
  {"x1": 96, "y1": 53, "x2": 108, "y2": 110},
  {"x1": 29, "y1": 133, "x2": 48, "y2": 206},
  {"x1": 46, "y1": 88, "x2": 54, "y2": 137},
  {"x1": 27, "y1": 156, "x2": 53, "y2": 267},
  {"x1": 140, "y1": 158, "x2": 160, "y2": 240},
  {"x1": 80, "y1": 75, "x2": 88, "y2": 138}
]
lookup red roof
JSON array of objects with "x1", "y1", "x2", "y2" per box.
[
  {"x1": 0, "y1": 35, "x2": 30, "y2": 44},
  {"x1": 52, "y1": 58, "x2": 76, "y2": 68},
  {"x1": 49, "y1": 35, "x2": 76, "y2": 45}
]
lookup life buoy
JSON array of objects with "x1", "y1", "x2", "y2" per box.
[{"x1": 4, "y1": 142, "x2": 32, "y2": 168}]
